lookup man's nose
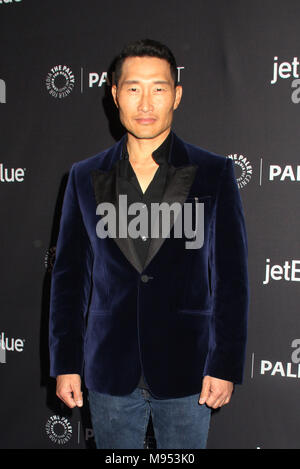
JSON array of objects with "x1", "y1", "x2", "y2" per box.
[{"x1": 138, "y1": 91, "x2": 153, "y2": 112}]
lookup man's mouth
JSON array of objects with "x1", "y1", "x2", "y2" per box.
[{"x1": 135, "y1": 117, "x2": 157, "y2": 124}]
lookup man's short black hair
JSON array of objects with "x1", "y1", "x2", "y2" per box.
[{"x1": 113, "y1": 38, "x2": 178, "y2": 87}]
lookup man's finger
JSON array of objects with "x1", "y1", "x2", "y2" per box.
[
  {"x1": 208, "y1": 397, "x2": 225, "y2": 409},
  {"x1": 206, "y1": 392, "x2": 232, "y2": 409},
  {"x1": 72, "y1": 382, "x2": 83, "y2": 407},
  {"x1": 56, "y1": 374, "x2": 83, "y2": 408},
  {"x1": 205, "y1": 390, "x2": 222, "y2": 408},
  {"x1": 57, "y1": 389, "x2": 77, "y2": 408},
  {"x1": 199, "y1": 377, "x2": 211, "y2": 404}
]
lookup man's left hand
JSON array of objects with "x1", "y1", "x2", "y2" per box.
[{"x1": 199, "y1": 376, "x2": 234, "y2": 409}]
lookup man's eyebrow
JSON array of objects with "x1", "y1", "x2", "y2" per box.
[
  {"x1": 122, "y1": 80, "x2": 140, "y2": 84},
  {"x1": 122, "y1": 79, "x2": 171, "y2": 85},
  {"x1": 153, "y1": 80, "x2": 170, "y2": 84}
]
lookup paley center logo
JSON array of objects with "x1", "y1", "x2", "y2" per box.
[
  {"x1": 0, "y1": 332, "x2": 25, "y2": 364},
  {"x1": 44, "y1": 246, "x2": 56, "y2": 273},
  {"x1": 270, "y1": 56, "x2": 300, "y2": 103},
  {"x1": 227, "y1": 154, "x2": 252, "y2": 188},
  {"x1": 95, "y1": 195, "x2": 204, "y2": 249},
  {"x1": 46, "y1": 65, "x2": 185, "y2": 97},
  {"x1": 46, "y1": 65, "x2": 75, "y2": 99},
  {"x1": 45, "y1": 416, "x2": 95, "y2": 446},
  {"x1": 45, "y1": 415, "x2": 73, "y2": 445}
]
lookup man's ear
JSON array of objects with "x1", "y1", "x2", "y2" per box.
[
  {"x1": 173, "y1": 85, "x2": 183, "y2": 110},
  {"x1": 111, "y1": 84, "x2": 119, "y2": 108}
]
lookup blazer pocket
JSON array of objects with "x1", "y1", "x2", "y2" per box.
[
  {"x1": 185, "y1": 195, "x2": 212, "y2": 200},
  {"x1": 184, "y1": 195, "x2": 212, "y2": 211},
  {"x1": 177, "y1": 308, "x2": 213, "y2": 316},
  {"x1": 185, "y1": 195, "x2": 212, "y2": 203},
  {"x1": 88, "y1": 309, "x2": 112, "y2": 316}
]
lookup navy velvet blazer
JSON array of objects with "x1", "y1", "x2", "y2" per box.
[{"x1": 49, "y1": 131, "x2": 249, "y2": 399}]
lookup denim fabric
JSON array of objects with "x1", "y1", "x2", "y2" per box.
[{"x1": 88, "y1": 387, "x2": 211, "y2": 449}]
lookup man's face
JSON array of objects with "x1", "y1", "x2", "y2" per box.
[{"x1": 111, "y1": 56, "x2": 182, "y2": 140}]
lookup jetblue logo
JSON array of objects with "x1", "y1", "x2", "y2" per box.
[
  {"x1": 263, "y1": 259, "x2": 300, "y2": 285},
  {"x1": 0, "y1": 0, "x2": 23, "y2": 4},
  {"x1": 0, "y1": 164, "x2": 26, "y2": 182},
  {"x1": 270, "y1": 56, "x2": 300, "y2": 104},
  {"x1": 271, "y1": 56, "x2": 300, "y2": 85},
  {"x1": 0, "y1": 332, "x2": 25, "y2": 364}
]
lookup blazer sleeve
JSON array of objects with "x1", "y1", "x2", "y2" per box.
[
  {"x1": 49, "y1": 163, "x2": 93, "y2": 378},
  {"x1": 204, "y1": 157, "x2": 249, "y2": 384}
]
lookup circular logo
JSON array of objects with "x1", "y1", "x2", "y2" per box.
[
  {"x1": 46, "y1": 65, "x2": 75, "y2": 99},
  {"x1": 44, "y1": 246, "x2": 56, "y2": 272},
  {"x1": 45, "y1": 415, "x2": 73, "y2": 445},
  {"x1": 227, "y1": 154, "x2": 252, "y2": 188}
]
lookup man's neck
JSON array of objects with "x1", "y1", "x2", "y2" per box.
[{"x1": 126, "y1": 128, "x2": 171, "y2": 166}]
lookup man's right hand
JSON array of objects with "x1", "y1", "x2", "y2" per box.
[{"x1": 56, "y1": 374, "x2": 83, "y2": 408}]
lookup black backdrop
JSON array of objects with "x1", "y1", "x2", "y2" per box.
[{"x1": 0, "y1": 0, "x2": 299, "y2": 449}]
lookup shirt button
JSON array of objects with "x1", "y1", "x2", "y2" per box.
[{"x1": 141, "y1": 235, "x2": 147, "y2": 241}]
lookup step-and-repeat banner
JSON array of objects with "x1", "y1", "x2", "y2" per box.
[{"x1": 1, "y1": 0, "x2": 299, "y2": 449}]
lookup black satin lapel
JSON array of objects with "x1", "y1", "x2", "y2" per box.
[
  {"x1": 90, "y1": 167, "x2": 117, "y2": 206},
  {"x1": 115, "y1": 175, "x2": 144, "y2": 274},
  {"x1": 90, "y1": 133, "x2": 199, "y2": 275},
  {"x1": 91, "y1": 165, "x2": 143, "y2": 274},
  {"x1": 143, "y1": 164, "x2": 199, "y2": 271}
]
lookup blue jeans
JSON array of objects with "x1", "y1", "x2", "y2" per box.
[{"x1": 88, "y1": 387, "x2": 211, "y2": 449}]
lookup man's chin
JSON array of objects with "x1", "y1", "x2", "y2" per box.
[{"x1": 127, "y1": 128, "x2": 169, "y2": 140}]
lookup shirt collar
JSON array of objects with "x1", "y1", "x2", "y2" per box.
[{"x1": 121, "y1": 132, "x2": 172, "y2": 165}]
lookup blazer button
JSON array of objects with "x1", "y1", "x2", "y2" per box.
[{"x1": 141, "y1": 274, "x2": 153, "y2": 283}]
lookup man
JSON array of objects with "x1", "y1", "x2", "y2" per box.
[{"x1": 49, "y1": 39, "x2": 249, "y2": 449}]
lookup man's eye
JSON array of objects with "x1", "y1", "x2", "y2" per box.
[
  {"x1": 154, "y1": 88, "x2": 166, "y2": 92},
  {"x1": 129, "y1": 88, "x2": 138, "y2": 92}
]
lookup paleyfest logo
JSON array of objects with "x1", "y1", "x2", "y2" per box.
[{"x1": 46, "y1": 65, "x2": 75, "y2": 99}]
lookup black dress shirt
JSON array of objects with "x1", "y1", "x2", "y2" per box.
[{"x1": 116, "y1": 132, "x2": 172, "y2": 390}]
